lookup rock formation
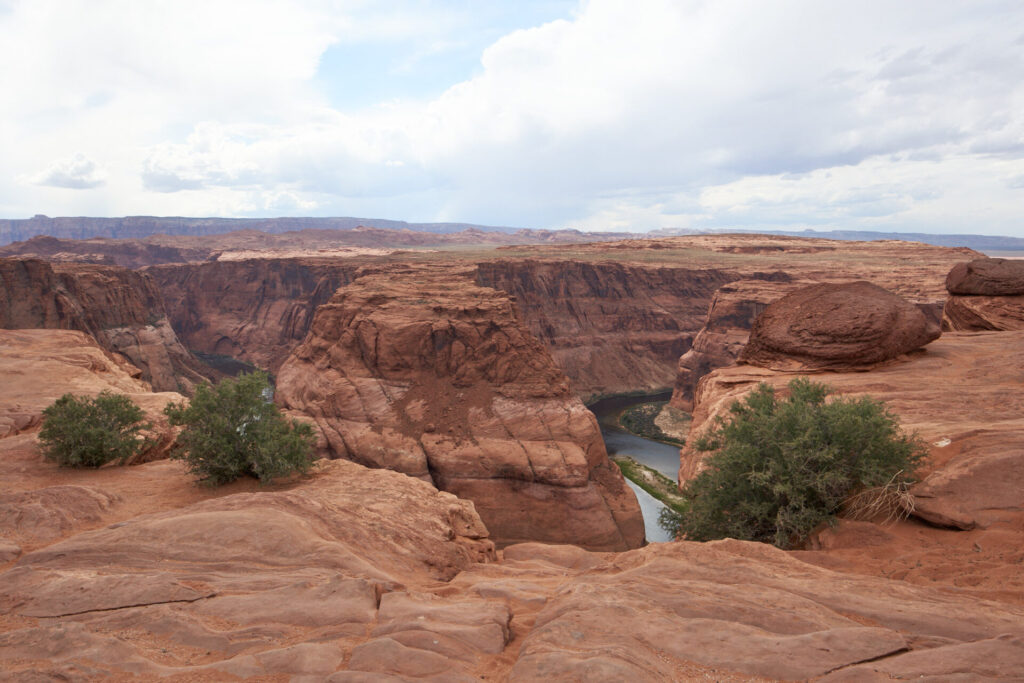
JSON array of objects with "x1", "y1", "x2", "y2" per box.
[
  {"x1": 943, "y1": 257, "x2": 1024, "y2": 331},
  {"x1": 276, "y1": 264, "x2": 645, "y2": 550},
  {"x1": 148, "y1": 258, "x2": 360, "y2": 373},
  {"x1": 738, "y1": 281, "x2": 941, "y2": 371},
  {"x1": 0, "y1": 258, "x2": 212, "y2": 392}
]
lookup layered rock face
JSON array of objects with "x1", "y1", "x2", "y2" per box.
[
  {"x1": 0, "y1": 258, "x2": 211, "y2": 392},
  {"x1": 276, "y1": 264, "x2": 645, "y2": 550},
  {"x1": 148, "y1": 258, "x2": 360, "y2": 373},
  {"x1": 476, "y1": 260, "x2": 747, "y2": 399},
  {"x1": 670, "y1": 278, "x2": 804, "y2": 411},
  {"x1": 944, "y1": 257, "x2": 1024, "y2": 331},
  {"x1": 738, "y1": 281, "x2": 941, "y2": 371}
]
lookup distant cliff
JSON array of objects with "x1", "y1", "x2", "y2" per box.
[{"x1": 0, "y1": 215, "x2": 529, "y2": 245}]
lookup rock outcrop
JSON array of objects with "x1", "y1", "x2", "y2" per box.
[
  {"x1": 148, "y1": 258, "x2": 360, "y2": 373},
  {"x1": 0, "y1": 258, "x2": 212, "y2": 392},
  {"x1": 738, "y1": 281, "x2": 941, "y2": 371},
  {"x1": 943, "y1": 257, "x2": 1024, "y2": 331},
  {"x1": 277, "y1": 264, "x2": 645, "y2": 550}
]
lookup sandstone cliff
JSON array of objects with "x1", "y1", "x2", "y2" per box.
[
  {"x1": 0, "y1": 258, "x2": 212, "y2": 393},
  {"x1": 276, "y1": 264, "x2": 645, "y2": 551},
  {"x1": 476, "y1": 259, "x2": 747, "y2": 399},
  {"x1": 148, "y1": 258, "x2": 360, "y2": 373}
]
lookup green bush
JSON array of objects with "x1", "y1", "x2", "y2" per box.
[
  {"x1": 39, "y1": 391, "x2": 150, "y2": 467},
  {"x1": 165, "y1": 370, "x2": 315, "y2": 486},
  {"x1": 662, "y1": 377, "x2": 926, "y2": 548}
]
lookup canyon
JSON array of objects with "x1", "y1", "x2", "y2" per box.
[{"x1": 2, "y1": 229, "x2": 1022, "y2": 680}]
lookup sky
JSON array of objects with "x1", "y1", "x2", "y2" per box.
[{"x1": 2, "y1": 0, "x2": 1024, "y2": 235}]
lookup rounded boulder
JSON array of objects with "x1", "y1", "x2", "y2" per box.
[{"x1": 738, "y1": 281, "x2": 940, "y2": 370}]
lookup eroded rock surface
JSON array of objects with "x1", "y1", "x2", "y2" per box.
[
  {"x1": 738, "y1": 281, "x2": 941, "y2": 371},
  {"x1": 277, "y1": 264, "x2": 644, "y2": 550},
  {"x1": 0, "y1": 258, "x2": 211, "y2": 392}
]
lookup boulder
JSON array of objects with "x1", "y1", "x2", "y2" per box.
[
  {"x1": 738, "y1": 281, "x2": 941, "y2": 371},
  {"x1": 946, "y1": 257, "x2": 1024, "y2": 296}
]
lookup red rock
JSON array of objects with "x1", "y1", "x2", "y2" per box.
[
  {"x1": 148, "y1": 257, "x2": 359, "y2": 373},
  {"x1": 946, "y1": 257, "x2": 1024, "y2": 295},
  {"x1": 277, "y1": 264, "x2": 645, "y2": 550},
  {"x1": 0, "y1": 258, "x2": 212, "y2": 392},
  {"x1": 738, "y1": 281, "x2": 941, "y2": 371},
  {"x1": 943, "y1": 293, "x2": 1024, "y2": 331}
]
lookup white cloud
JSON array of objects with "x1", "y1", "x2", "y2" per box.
[
  {"x1": 30, "y1": 153, "x2": 106, "y2": 189},
  {"x1": 3, "y1": 0, "x2": 1024, "y2": 235}
]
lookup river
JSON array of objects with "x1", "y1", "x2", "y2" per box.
[{"x1": 588, "y1": 391, "x2": 681, "y2": 543}]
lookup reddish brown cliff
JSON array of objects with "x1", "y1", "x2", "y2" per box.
[
  {"x1": 670, "y1": 279, "x2": 805, "y2": 411},
  {"x1": 276, "y1": 264, "x2": 645, "y2": 550},
  {"x1": 475, "y1": 260, "x2": 749, "y2": 399},
  {"x1": 0, "y1": 258, "x2": 211, "y2": 392},
  {"x1": 147, "y1": 258, "x2": 360, "y2": 373}
]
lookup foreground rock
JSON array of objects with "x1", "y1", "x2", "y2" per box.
[
  {"x1": 508, "y1": 540, "x2": 1024, "y2": 681},
  {"x1": 0, "y1": 460, "x2": 499, "y2": 681},
  {"x1": 944, "y1": 257, "x2": 1024, "y2": 331},
  {"x1": 277, "y1": 264, "x2": 645, "y2": 550},
  {"x1": 0, "y1": 257, "x2": 212, "y2": 392},
  {"x1": 738, "y1": 281, "x2": 941, "y2": 371}
]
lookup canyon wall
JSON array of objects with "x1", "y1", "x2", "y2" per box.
[
  {"x1": 276, "y1": 264, "x2": 645, "y2": 550},
  {"x1": 475, "y1": 260, "x2": 748, "y2": 399},
  {"x1": 0, "y1": 258, "x2": 211, "y2": 393},
  {"x1": 147, "y1": 258, "x2": 361, "y2": 373}
]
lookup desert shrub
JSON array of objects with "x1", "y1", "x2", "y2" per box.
[
  {"x1": 39, "y1": 391, "x2": 150, "y2": 467},
  {"x1": 663, "y1": 377, "x2": 926, "y2": 548},
  {"x1": 165, "y1": 370, "x2": 315, "y2": 485}
]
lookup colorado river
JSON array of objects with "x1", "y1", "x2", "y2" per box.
[{"x1": 588, "y1": 392, "x2": 681, "y2": 543}]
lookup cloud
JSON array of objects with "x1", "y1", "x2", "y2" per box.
[
  {"x1": 31, "y1": 153, "x2": 106, "y2": 189},
  {"x1": 3, "y1": 1, "x2": 1024, "y2": 235}
]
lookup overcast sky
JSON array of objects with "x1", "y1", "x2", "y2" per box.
[{"x1": 2, "y1": 0, "x2": 1024, "y2": 235}]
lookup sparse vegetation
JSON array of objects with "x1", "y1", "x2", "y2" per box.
[
  {"x1": 613, "y1": 456, "x2": 687, "y2": 515},
  {"x1": 165, "y1": 371, "x2": 315, "y2": 486},
  {"x1": 619, "y1": 401, "x2": 686, "y2": 445},
  {"x1": 661, "y1": 378, "x2": 926, "y2": 548},
  {"x1": 39, "y1": 391, "x2": 151, "y2": 468}
]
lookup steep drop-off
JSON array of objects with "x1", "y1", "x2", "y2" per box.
[
  {"x1": 276, "y1": 264, "x2": 645, "y2": 551},
  {"x1": 476, "y1": 260, "x2": 749, "y2": 399},
  {"x1": 0, "y1": 258, "x2": 211, "y2": 392},
  {"x1": 147, "y1": 258, "x2": 361, "y2": 373}
]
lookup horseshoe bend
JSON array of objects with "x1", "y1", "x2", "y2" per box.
[{"x1": 2, "y1": 229, "x2": 1024, "y2": 680}]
